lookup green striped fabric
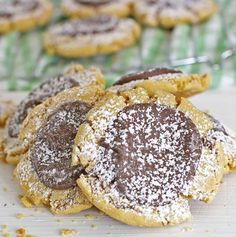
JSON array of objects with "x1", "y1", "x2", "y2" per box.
[{"x1": 0, "y1": 0, "x2": 235, "y2": 91}]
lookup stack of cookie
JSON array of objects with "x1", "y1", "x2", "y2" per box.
[{"x1": 1, "y1": 64, "x2": 235, "y2": 227}]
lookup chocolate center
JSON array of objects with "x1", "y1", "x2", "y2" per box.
[
  {"x1": 8, "y1": 75, "x2": 80, "y2": 138},
  {"x1": 0, "y1": 0, "x2": 39, "y2": 18},
  {"x1": 56, "y1": 15, "x2": 118, "y2": 36},
  {"x1": 206, "y1": 113, "x2": 228, "y2": 136},
  {"x1": 95, "y1": 103, "x2": 202, "y2": 206},
  {"x1": 113, "y1": 68, "x2": 182, "y2": 86},
  {"x1": 30, "y1": 101, "x2": 91, "y2": 190},
  {"x1": 203, "y1": 113, "x2": 229, "y2": 149},
  {"x1": 74, "y1": 0, "x2": 113, "y2": 6}
]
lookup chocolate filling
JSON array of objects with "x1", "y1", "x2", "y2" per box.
[
  {"x1": 113, "y1": 68, "x2": 182, "y2": 86},
  {"x1": 95, "y1": 103, "x2": 202, "y2": 206},
  {"x1": 8, "y1": 75, "x2": 80, "y2": 138},
  {"x1": 0, "y1": 0, "x2": 39, "y2": 18},
  {"x1": 74, "y1": 0, "x2": 114, "y2": 6},
  {"x1": 30, "y1": 101, "x2": 91, "y2": 190},
  {"x1": 206, "y1": 113, "x2": 228, "y2": 136},
  {"x1": 56, "y1": 15, "x2": 118, "y2": 36},
  {"x1": 202, "y1": 113, "x2": 229, "y2": 148}
]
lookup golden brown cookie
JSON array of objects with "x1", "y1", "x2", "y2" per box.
[
  {"x1": 44, "y1": 15, "x2": 141, "y2": 58},
  {"x1": 73, "y1": 88, "x2": 224, "y2": 226},
  {"x1": 0, "y1": 0, "x2": 52, "y2": 34},
  {"x1": 0, "y1": 101, "x2": 15, "y2": 161},
  {"x1": 15, "y1": 85, "x2": 104, "y2": 215},
  {"x1": 204, "y1": 113, "x2": 236, "y2": 172},
  {"x1": 109, "y1": 67, "x2": 210, "y2": 98},
  {"x1": 133, "y1": 0, "x2": 218, "y2": 28},
  {"x1": 4, "y1": 64, "x2": 105, "y2": 165},
  {"x1": 61, "y1": 0, "x2": 132, "y2": 19}
]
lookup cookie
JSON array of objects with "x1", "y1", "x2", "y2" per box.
[
  {"x1": 4, "y1": 64, "x2": 105, "y2": 165},
  {"x1": 61, "y1": 0, "x2": 132, "y2": 19},
  {"x1": 109, "y1": 67, "x2": 210, "y2": 98},
  {"x1": 133, "y1": 0, "x2": 218, "y2": 28},
  {"x1": 0, "y1": 101, "x2": 15, "y2": 161},
  {"x1": 0, "y1": 0, "x2": 52, "y2": 34},
  {"x1": 73, "y1": 88, "x2": 224, "y2": 226},
  {"x1": 44, "y1": 15, "x2": 141, "y2": 58},
  {"x1": 15, "y1": 85, "x2": 104, "y2": 215},
  {"x1": 205, "y1": 113, "x2": 236, "y2": 172}
]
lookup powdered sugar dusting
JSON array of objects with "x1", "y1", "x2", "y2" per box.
[
  {"x1": 30, "y1": 101, "x2": 91, "y2": 190},
  {"x1": 0, "y1": 0, "x2": 39, "y2": 18},
  {"x1": 7, "y1": 70, "x2": 98, "y2": 138},
  {"x1": 48, "y1": 17, "x2": 138, "y2": 45},
  {"x1": 87, "y1": 103, "x2": 202, "y2": 209},
  {"x1": 206, "y1": 115, "x2": 236, "y2": 168},
  {"x1": 134, "y1": 0, "x2": 216, "y2": 26},
  {"x1": 110, "y1": 72, "x2": 184, "y2": 93},
  {"x1": 185, "y1": 145, "x2": 223, "y2": 202}
]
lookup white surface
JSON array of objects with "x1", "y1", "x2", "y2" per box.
[{"x1": 0, "y1": 88, "x2": 236, "y2": 237}]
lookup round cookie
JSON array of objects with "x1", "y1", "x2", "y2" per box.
[
  {"x1": 0, "y1": 101, "x2": 15, "y2": 161},
  {"x1": 133, "y1": 0, "x2": 218, "y2": 28},
  {"x1": 205, "y1": 113, "x2": 236, "y2": 172},
  {"x1": 0, "y1": 0, "x2": 52, "y2": 34},
  {"x1": 109, "y1": 67, "x2": 210, "y2": 98},
  {"x1": 4, "y1": 64, "x2": 105, "y2": 165},
  {"x1": 73, "y1": 88, "x2": 224, "y2": 226},
  {"x1": 61, "y1": 0, "x2": 132, "y2": 19},
  {"x1": 44, "y1": 15, "x2": 141, "y2": 58},
  {"x1": 15, "y1": 85, "x2": 104, "y2": 215}
]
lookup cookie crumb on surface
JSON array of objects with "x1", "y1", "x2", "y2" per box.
[
  {"x1": 3, "y1": 187, "x2": 8, "y2": 192},
  {"x1": 16, "y1": 228, "x2": 26, "y2": 236},
  {"x1": 3, "y1": 234, "x2": 11, "y2": 237},
  {"x1": 16, "y1": 213, "x2": 24, "y2": 219},
  {"x1": 2, "y1": 225, "x2": 8, "y2": 229},
  {"x1": 90, "y1": 224, "x2": 97, "y2": 229},
  {"x1": 60, "y1": 229, "x2": 77, "y2": 237}
]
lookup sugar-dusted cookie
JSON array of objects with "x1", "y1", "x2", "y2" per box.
[
  {"x1": 205, "y1": 113, "x2": 236, "y2": 172},
  {"x1": 0, "y1": 0, "x2": 52, "y2": 34},
  {"x1": 73, "y1": 88, "x2": 224, "y2": 226},
  {"x1": 44, "y1": 15, "x2": 141, "y2": 58},
  {"x1": 61, "y1": 0, "x2": 132, "y2": 19},
  {"x1": 4, "y1": 65, "x2": 105, "y2": 164},
  {"x1": 0, "y1": 101, "x2": 15, "y2": 161},
  {"x1": 133, "y1": 0, "x2": 218, "y2": 28},
  {"x1": 109, "y1": 67, "x2": 210, "y2": 97},
  {"x1": 15, "y1": 85, "x2": 104, "y2": 215}
]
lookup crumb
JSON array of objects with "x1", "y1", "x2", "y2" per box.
[
  {"x1": 16, "y1": 228, "x2": 26, "y2": 236},
  {"x1": 16, "y1": 213, "x2": 24, "y2": 220},
  {"x1": 3, "y1": 187, "x2": 8, "y2": 192},
  {"x1": 60, "y1": 229, "x2": 77, "y2": 237},
  {"x1": 4, "y1": 234, "x2": 10, "y2": 237},
  {"x1": 56, "y1": 219, "x2": 62, "y2": 223},
  {"x1": 4, "y1": 203, "x2": 7, "y2": 207},
  {"x1": 84, "y1": 214, "x2": 95, "y2": 220},
  {"x1": 20, "y1": 196, "x2": 33, "y2": 208},
  {"x1": 2, "y1": 225, "x2": 7, "y2": 230},
  {"x1": 182, "y1": 226, "x2": 193, "y2": 232},
  {"x1": 90, "y1": 224, "x2": 97, "y2": 229}
]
